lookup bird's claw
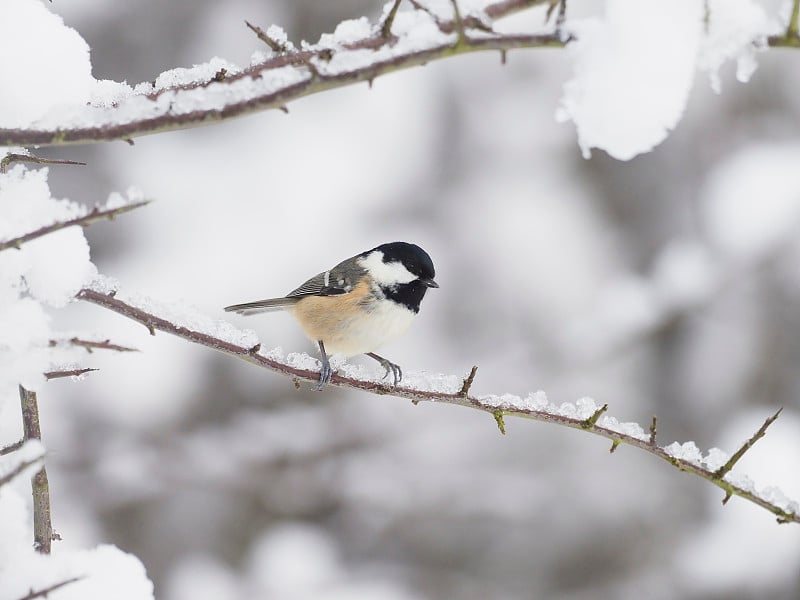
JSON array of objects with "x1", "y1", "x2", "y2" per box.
[{"x1": 377, "y1": 358, "x2": 402, "y2": 387}]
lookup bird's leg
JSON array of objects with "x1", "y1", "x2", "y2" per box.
[
  {"x1": 315, "y1": 340, "x2": 333, "y2": 390},
  {"x1": 365, "y1": 352, "x2": 402, "y2": 386}
]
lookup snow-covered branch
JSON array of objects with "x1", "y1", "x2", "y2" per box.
[
  {"x1": 0, "y1": 198, "x2": 150, "y2": 253},
  {"x1": 76, "y1": 280, "x2": 800, "y2": 525},
  {"x1": 0, "y1": 0, "x2": 560, "y2": 148}
]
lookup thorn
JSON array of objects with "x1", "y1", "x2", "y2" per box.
[
  {"x1": 145, "y1": 322, "x2": 156, "y2": 336},
  {"x1": 649, "y1": 415, "x2": 657, "y2": 446},
  {"x1": 411, "y1": 398, "x2": 420, "y2": 406},
  {"x1": 581, "y1": 403, "x2": 608, "y2": 429},
  {"x1": 249, "y1": 343, "x2": 261, "y2": 354},
  {"x1": 108, "y1": 290, "x2": 117, "y2": 298},
  {"x1": 278, "y1": 105, "x2": 289, "y2": 114},
  {"x1": 449, "y1": 0, "x2": 468, "y2": 46},
  {"x1": 380, "y1": 0, "x2": 403, "y2": 39},
  {"x1": 609, "y1": 439, "x2": 621, "y2": 453},
  {"x1": 500, "y1": 49, "x2": 507, "y2": 65},
  {"x1": 245, "y1": 20, "x2": 289, "y2": 52},
  {"x1": 458, "y1": 365, "x2": 478, "y2": 398},
  {"x1": 124, "y1": 139, "x2": 134, "y2": 146},
  {"x1": 367, "y1": 78, "x2": 374, "y2": 89},
  {"x1": 292, "y1": 377, "x2": 301, "y2": 390},
  {"x1": 214, "y1": 68, "x2": 227, "y2": 81},
  {"x1": 713, "y1": 407, "x2": 783, "y2": 480},
  {"x1": 493, "y1": 410, "x2": 506, "y2": 435},
  {"x1": 722, "y1": 490, "x2": 732, "y2": 505}
]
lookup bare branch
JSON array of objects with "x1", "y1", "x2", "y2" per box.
[
  {"x1": 1, "y1": 152, "x2": 85, "y2": 174},
  {"x1": 49, "y1": 337, "x2": 138, "y2": 353},
  {"x1": 76, "y1": 283, "x2": 800, "y2": 524},
  {"x1": 19, "y1": 386, "x2": 55, "y2": 553},
  {"x1": 1, "y1": 439, "x2": 25, "y2": 456},
  {"x1": 0, "y1": 200, "x2": 150, "y2": 253},
  {"x1": 43, "y1": 367, "x2": 98, "y2": 380},
  {"x1": 0, "y1": 0, "x2": 559, "y2": 148},
  {"x1": 14, "y1": 577, "x2": 83, "y2": 600},
  {"x1": 458, "y1": 365, "x2": 478, "y2": 397}
]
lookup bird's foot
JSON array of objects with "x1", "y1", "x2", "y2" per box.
[{"x1": 366, "y1": 352, "x2": 402, "y2": 387}]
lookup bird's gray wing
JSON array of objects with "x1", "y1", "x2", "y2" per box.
[
  {"x1": 286, "y1": 257, "x2": 366, "y2": 298},
  {"x1": 224, "y1": 256, "x2": 366, "y2": 316}
]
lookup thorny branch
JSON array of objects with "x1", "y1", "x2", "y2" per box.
[
  {"x1": 0, "y1": 0, "x2": 561, "y2": 148},
  {"x1": 76, "y1": 284, "x2": 800, "y2": 525},
  {"x1": 0, "y1": 200, "x2": 150, "y2": 253}
]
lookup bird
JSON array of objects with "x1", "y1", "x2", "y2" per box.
[{"x1": 224, "y1": 242, "x2": 438, "y2": 389}]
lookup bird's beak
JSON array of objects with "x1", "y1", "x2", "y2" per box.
[{"x1": 421, "y1": 278, "x2": 439, "y2": 288}]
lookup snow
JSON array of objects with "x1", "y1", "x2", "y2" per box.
[
  {"x1": 154, "y1": 57, "x2": 242, "y2": 91},
  {"x1": 321, "y1": 18, "x2": 373, "y2": 47},
  {"x1": 558, "y1": 0, "x2": 703, "y2": 159},
  {"x1": 0, "y1": 162, "x2": 155, "y2": 598},
  {"x1": 698, "y1": 0, "x2": 773, "y2": 93},
  {"x1": 598, "y1": 416, "x2": 648, "y2": 441},
  {"x1": 664, "y1": 441, "x2": 704, "y2": 465},
  {"x1": 558, "y1": 0, "x2": 775, "y2": 159},
  {"x1": 0, "y1": 0, "x2": 94, "y2": 128},
  {"x1": 0, "y1": 541, "x2": 154, "y2": 600}
]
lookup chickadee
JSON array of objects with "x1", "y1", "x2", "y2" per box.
[{"x1": 224, "y1": 242, "x2": 438, "y2": 389}]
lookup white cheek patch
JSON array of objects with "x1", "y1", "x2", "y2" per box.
[{"x1": 358, "y1": 251, "x2": 416, "y2": 286}]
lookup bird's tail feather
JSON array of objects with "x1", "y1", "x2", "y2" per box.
[{"x1": 224, "y1": 297, "x2": 299, "y2": 315}]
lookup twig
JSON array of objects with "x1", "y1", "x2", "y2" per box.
[
  {"x1": 14, "y1": 577, "x2": 83, "y2": 600},
  {"x1": 649, "y1": 415, "x2": 657, "y2": 446},
  {"x1": 458, "y1": 365, "x2": 478, "y2": 397},
  {"x1": 245, "y1": 21, "x2": 289, "y2": 52},
  {"x1": 790, "y1": 0, "x2": 800, "y2": 39},
  {"x1": 1, "y1": 153, "x2": 86, "y2": 174},
  {"x1": 0, "y1": 200, "x2": 150, "y2": 253},
  {"x1": 1, "y1": 439, "x2": 24, "y2": 456},
  {"x1": 76, "y1": 283, "x2": 800, "y2": 525},
  {"x1": 0, "y1": 455, "x2": 44, "y2": 488},
  {"x1": 581, "y1": 403, "x2": 608, "y2": 429},
  {"x1": 19, "y1": 386, "x2": 54, "y2": 553},
  {"x1": 49, "y1": 337, "x2": 138, "y2": 353},
  {"x1": 43, "y1": 367, "x2": 98, "y2": 380},
  {"x1": 0, "y1": 0, "x2": 559, "y2": 147},
  {"x1": 713, "y1": 408, "x2": 783, "y2": 480},
  {"x1": 449, "y1": 0, "x2": 468, "y2": 45},
  {"x1": 381, "y1": 0, "x2": 404, "y2": 38}
]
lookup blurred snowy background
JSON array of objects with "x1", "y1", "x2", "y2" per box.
[{"x1": 11, "y1": 0, "x2": 800, "y2": 598}]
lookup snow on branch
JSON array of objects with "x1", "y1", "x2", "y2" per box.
[
  {"x1": 0, "y1": 0, "x2": 562, "y2": 148},
  {"x1": 0, "y1": 197, "x2": 150, "y2": 253},
  {"x1": 76, "y1": 279, "x2": 800, "y2": 525}
]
